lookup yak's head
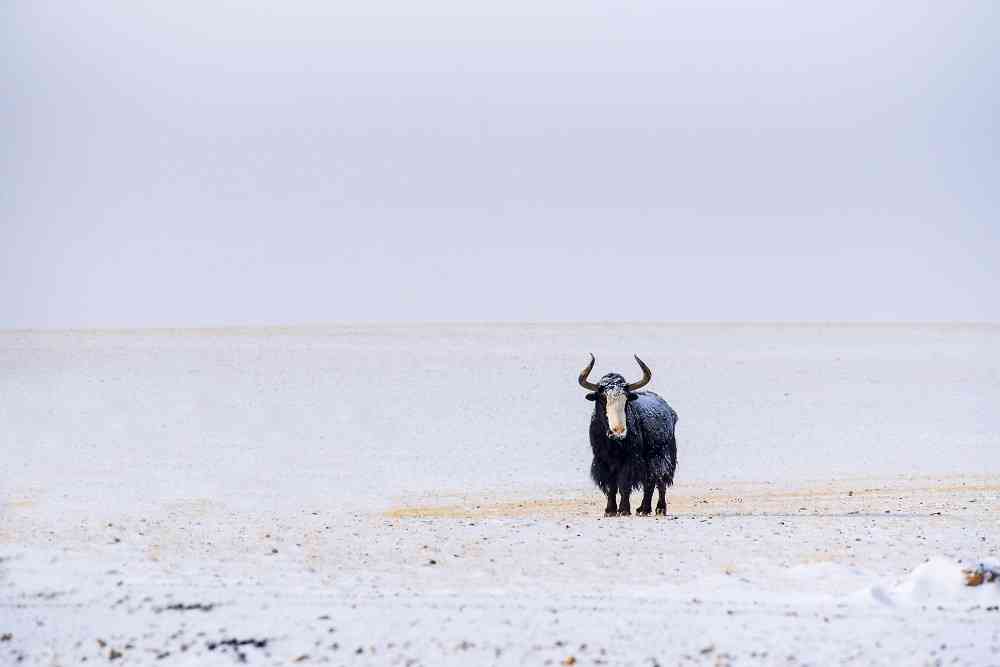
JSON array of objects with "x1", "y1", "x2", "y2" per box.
[{"x1": 578, "y1": 354, "x2": 652, "y2": 440}]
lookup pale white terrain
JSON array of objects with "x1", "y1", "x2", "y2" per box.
[{"x1": 2, "y1": 323, "x2": 999, "y2": 666}]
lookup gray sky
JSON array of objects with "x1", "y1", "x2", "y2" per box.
[{"x1": 3, "y1": 1, "x2": 998, "y2": 327}]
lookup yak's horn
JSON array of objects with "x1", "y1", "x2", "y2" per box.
[
  {"x1": 626, "y1": 355, "x2": 652, "y2": 391},
  {"x1": 578, "y1": 353, "x2": 600, "y2": 391}
]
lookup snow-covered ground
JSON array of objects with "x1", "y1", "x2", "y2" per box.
[{"x1": 3, "y1": 323, "x2": 999, "y2": 665}]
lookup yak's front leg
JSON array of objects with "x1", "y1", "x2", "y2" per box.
[
  {"x1": 616, "y1": 474, "x2": 632, "y2": 516},
  {"x1": 604, "y1": 487, "x2": 618, "y2": 517},
  {"x1": 637, "y1": 481, "x2": 654, "y2": 516}
]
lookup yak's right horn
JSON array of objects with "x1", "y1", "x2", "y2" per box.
[{"x1": 578, "y1": 353, "x2": 600, "y2": 391}]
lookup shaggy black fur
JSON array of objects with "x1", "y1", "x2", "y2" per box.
[{"x1": 586, "y1": 373, "x2": 678, "y2": 516}]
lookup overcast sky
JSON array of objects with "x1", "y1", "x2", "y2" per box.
[{"x1": 3, "y1": 1, "x2": 998, "y2": 327}]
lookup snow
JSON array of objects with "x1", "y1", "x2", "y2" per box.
[
  {"x1": 2, "y1": 323, "x2": 999, "y2": 665},
  {"x1": 858, "y1": 558, "x2": 1000, "y2": 608}
]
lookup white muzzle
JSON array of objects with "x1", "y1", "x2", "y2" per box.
[{"x1": 605, "y1": 388, "x2": 627, "y2": 439}]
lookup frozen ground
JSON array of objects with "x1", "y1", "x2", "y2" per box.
[{"x1": 2, "y1": 323, "x2": 999, "y2": 665}]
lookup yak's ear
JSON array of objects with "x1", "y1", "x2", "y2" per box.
[
  {"x1": 627, "y1": 392, "x2": 641, "y2": 401},
  {"x1": 585, "y1": 392, "x2": 598, "y2": 401}
]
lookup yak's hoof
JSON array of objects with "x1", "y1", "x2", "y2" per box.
[
  {"x1": 636, "y1": 508, "x2": 651, "y2": 516},
  {"x1": 655, "y1": 506, "x2": 667, "y2": 516},
  {"x1": 618, "y1": 509, "x2": 631, "y2": 516},
  {"x1": 604, "y1": 509, "x2": 618, "y2": 517}
]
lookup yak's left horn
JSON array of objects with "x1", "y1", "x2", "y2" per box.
[
  {"x1": 626, "y1": 355, "x2": 652, "y2": 391},
  {"x1": 578, "y1": 353, "x2": 600, "y2": 391}
]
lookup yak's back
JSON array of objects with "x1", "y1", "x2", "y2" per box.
[{"x1": 630, "y1": 391, "x2": 677, "y2": 441}]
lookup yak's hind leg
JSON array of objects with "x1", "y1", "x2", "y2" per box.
[
  {"x1": 655, "y1": 479, "x2": 668, "y2": 515},
  {"x1": 637, "y1": 481, "x2": 654, "y2": 515}
]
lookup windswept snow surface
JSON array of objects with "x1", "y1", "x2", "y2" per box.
[{"x1": 2, "y1": 323, "x2": 999, "y2": 665}]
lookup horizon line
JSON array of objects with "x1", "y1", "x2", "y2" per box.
[{"x1": 2, "y1": 320, "x2": 998, "y2": 335}]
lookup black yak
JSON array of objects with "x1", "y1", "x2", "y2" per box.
[{"x1": 578, "y1": 354, "x2": 678, "y2": 516}]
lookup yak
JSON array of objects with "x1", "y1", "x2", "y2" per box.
[{"x1": 578, "y1": 354, "x2": 678, "y2": 517}]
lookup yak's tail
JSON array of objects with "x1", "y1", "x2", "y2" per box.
[{"x1": 664, "y1": 433, "x2": 678, "y2": 487}]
